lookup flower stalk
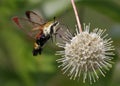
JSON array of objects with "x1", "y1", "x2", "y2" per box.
[{"x1": 71, "y1": 0, "x2": 82, "y2": 32}]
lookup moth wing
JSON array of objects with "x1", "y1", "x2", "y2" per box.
[
  {"x1": 25, "y1": 11, "x2": 46, "y2": 25},
  {"x1": 12, "y1": 16, "x2": 43, "y2": 39}
]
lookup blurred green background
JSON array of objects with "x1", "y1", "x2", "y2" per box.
[{"x1": 0, "y1": 0, "x2": 120, "y2": 86}]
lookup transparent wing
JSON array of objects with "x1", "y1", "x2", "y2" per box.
[
  {"x1": 12, "y1": 16, "x2": 43, "y2": 39},
  {"x1": 25, "y1": 11, "x2": 45, "y2": 25},
  {"x1": 53, "y1": 22, "x2": 73, "y2": 43}
]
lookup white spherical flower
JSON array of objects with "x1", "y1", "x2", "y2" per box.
[{"x1": 56, "y1": 24, "x2": 114, "y2": 84}]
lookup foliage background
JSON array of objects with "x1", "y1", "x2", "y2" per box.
[{"x1": 0, "y1": 0, "x2": 120, "y2": 86}]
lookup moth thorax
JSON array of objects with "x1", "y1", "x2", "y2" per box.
[
  {"x1": 43, "y1": 25, "x2": 51, "y2": 36},
  {"x1": 43, "y1": 21, "x2": 59, "y2": 36}
]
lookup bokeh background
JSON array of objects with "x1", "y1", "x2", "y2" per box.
[{"x1": 0, "y1": 0, "x2": 120, "y2": 86}]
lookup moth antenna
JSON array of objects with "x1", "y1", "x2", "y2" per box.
[{"x1": 54, "y1": 16, "x2": 56, "y2": 22}]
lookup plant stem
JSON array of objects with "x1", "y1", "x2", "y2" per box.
[{"x1": 71, "y1": 0, "x2": 82, "y2": 32}]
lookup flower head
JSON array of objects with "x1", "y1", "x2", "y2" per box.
[{"x1": 56, "y1": 24, "x2": 114, "y2": 84}]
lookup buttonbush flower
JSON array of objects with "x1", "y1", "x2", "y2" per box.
[
  {"x1": 56, "y1": 24, "x2": 114, "y2": 84},
  {"x1": 56, "y1": 0, "x2": 114, "y2": 84}
]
